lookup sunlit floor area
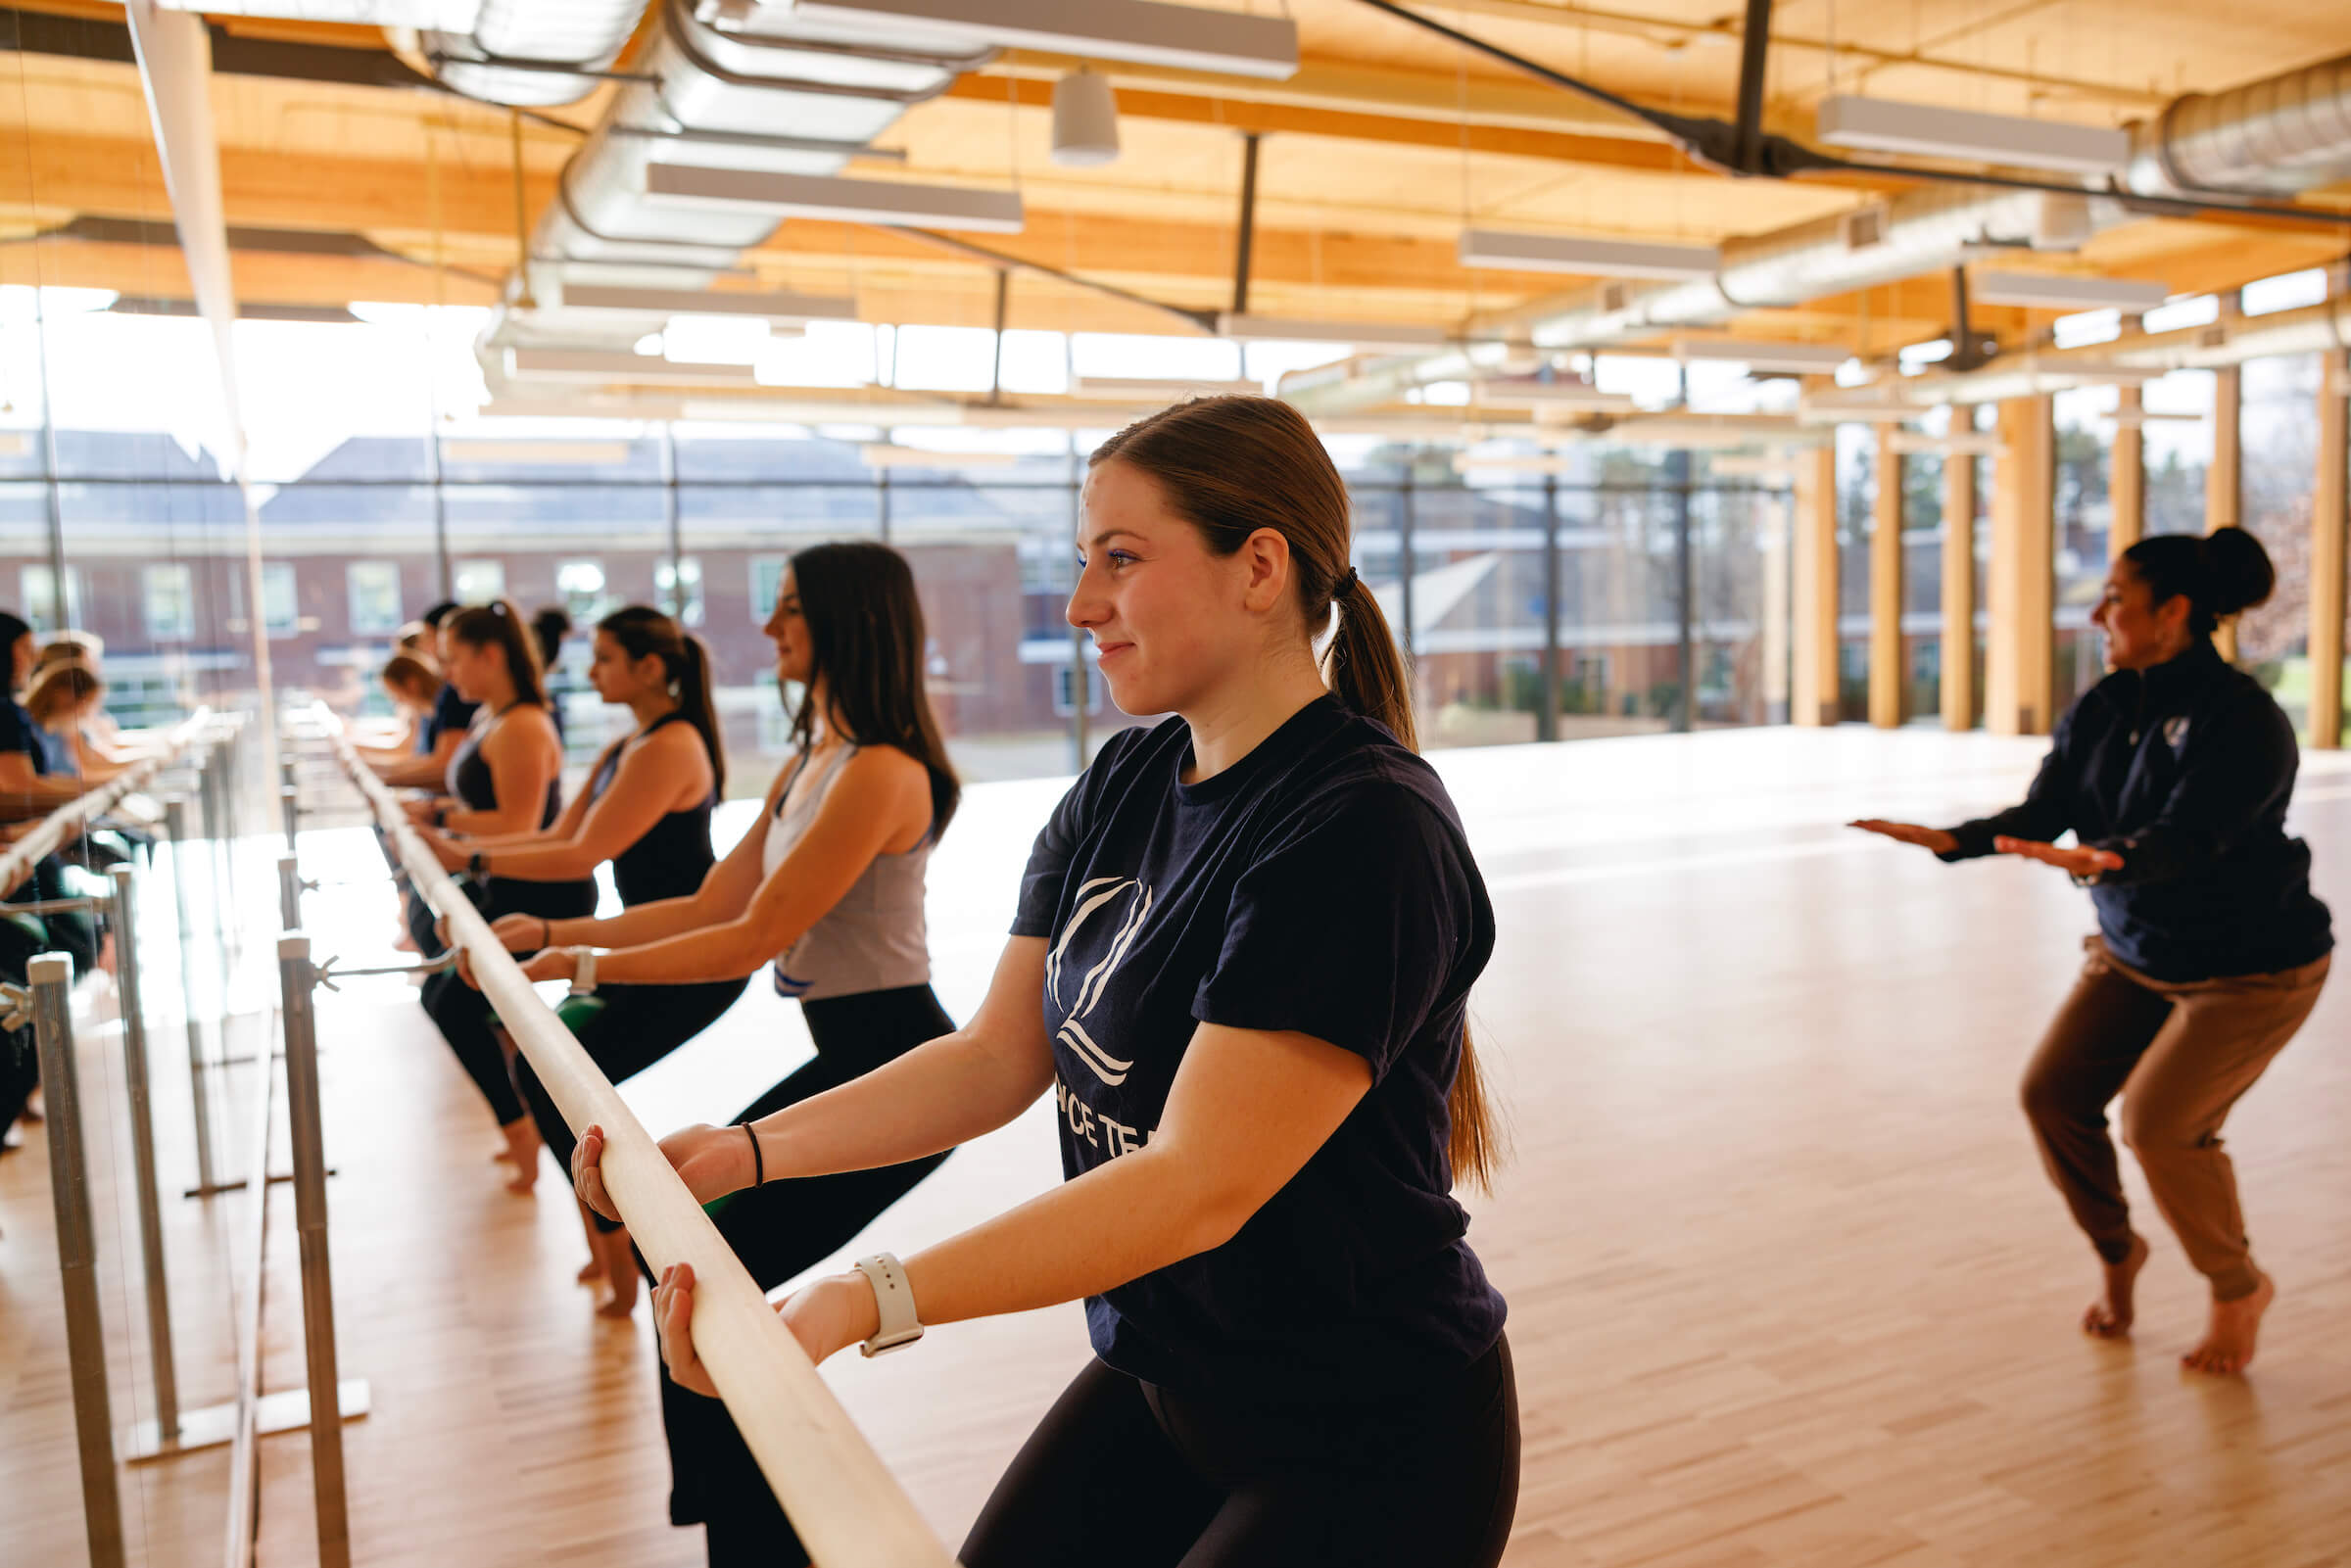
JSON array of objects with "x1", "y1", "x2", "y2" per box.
[{"x1": 8, "y1": 725, "x2": 2351, "y2": 1568}]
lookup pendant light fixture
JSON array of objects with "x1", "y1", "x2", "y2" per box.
[{"x1": 1052, "y1": 67, "x2": 1121, "y2": 167}]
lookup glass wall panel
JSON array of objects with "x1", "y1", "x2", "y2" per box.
[
  {"x1": 1410, "y1": 481, "x2": 1549, "y2": 748},
  {"x1": 1836, "y1": 424, "x2": 1874, "y2": 723},
  {"x1": 1691, "y1": 486, "x2": 1777, "y2": 728},
  {"x1": 1903, "y1": 451, "x2": 1944, "y2": 723},
  {"x1": 2240, "y1": 354, "x2": 2320, "y2": 734},
  {"x1": 2053, "y1": 387, "x2": 2118, "y2": 715}
]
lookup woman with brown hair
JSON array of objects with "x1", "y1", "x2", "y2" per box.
[
  {"x1": 408, "y1": 599, "x2": 596, "y2": 1171},
  {"x1": 575, "y1": 396, "x2": 1518, "y2": 1568},
  {"x1": 1855, "y1": 527, "x2": 2330, "y2": 1377}
]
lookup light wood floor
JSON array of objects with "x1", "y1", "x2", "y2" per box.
[{"x1": 7, "y1": 726, "x2": 2351, "y2": 1567}]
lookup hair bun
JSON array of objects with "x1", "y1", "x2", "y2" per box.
[{"x1": 2198, "y1": 526, "x2": 2277, "y2": 618}]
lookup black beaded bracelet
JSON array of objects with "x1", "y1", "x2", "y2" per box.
[{"x1": 744, "y1": 1122, "x2": 763, "y2": 1187}]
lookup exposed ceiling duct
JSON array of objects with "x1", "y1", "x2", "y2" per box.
[
  {"x1": 1283, "y1": 50, "x2": 2351, "y2": 417},
  {"x1": 411, "y1": 0, "x2": 651, "y2": 106},
  {"x1": 476, "y1": 0, "x2": 1001, "y2": 394}
]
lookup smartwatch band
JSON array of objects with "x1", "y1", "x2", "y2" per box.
[
  {"x1": 567, "y1": 945, "x2": 599, "y2": 995},
  {"x1": 852, "y1": 1253, "x2": 923, "y2": 1356}
]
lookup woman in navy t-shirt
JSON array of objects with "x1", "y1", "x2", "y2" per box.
[{"x1": 576, "y1": 396, "x2": 1518, "y2": 1566}]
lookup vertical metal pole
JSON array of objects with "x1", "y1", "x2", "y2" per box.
[
  {"x1": 164, "y1": 795, "x2": 220, "y2": 1193},
  {"x1": 31, "y1": 951, "x2": 127, "y2": 1568},
  {"x1": 280, "y1": 785, "x2": 300, "y2": 854},
  {"x1": 278, "y1": 934, "x2": 352, "y2": 1568},
  {"x1": 108, "y1": 866, "x2": 180, "y2": 1447},
  {"x1": 33, "y1": 287, "x2": 71, "y2": 635},
  {"x1": 1231, "y1": 131, "x2": 1262, "y2": 314},
  {"x1": 877, "y1": 467, "x2": 891, "y2": 546},
  {"x1": 988, "y1": 268, "x2": 1011, "y2": 405},
  {"x1": 1539, "y1": 475, "x2": 1561, "y2": 742},
  {"x1": 1066, "y1": 443, "x2": 1090, "y2": 770},
  {"x1": 278, "y1": 854, "x2": 303, "y2": 935},
  {"x1": 1670, "y1": 448, "x2": 1696, "y2": 734},
  {"x1": 428, "y1": 395, "x2": 452, "y2": 601},
  {"x1": 662, "y1": 422, "x2": 685, "y2": 618},
  {"x1": 1397, "y1": 477, "x2": 1416, "y2": 659}
]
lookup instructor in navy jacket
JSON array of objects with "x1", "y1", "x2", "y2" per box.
[{"x1": 1854, "y1": 526, "x2": 2329, "y2": 1379}]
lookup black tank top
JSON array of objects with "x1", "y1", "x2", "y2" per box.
[
  {"x1": 447, "y1": 704, "x2": 563, "y2": 828},
  {"x1": 590, "y1": 711, "x2": 716, "y2": 908}
]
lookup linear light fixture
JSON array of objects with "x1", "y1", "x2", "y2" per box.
[
  {"x1": 1888, "y1": 429, "x2": 2004, "y2": 457},
  {"x1": 1217, "y1": 312, "x2": 1452, "y2": 353},
  {"x1": 787, "y1": 0, "x2": 1299, "y2": 79},
  {"x1": 1072, "y1": 375, "x2": 1259, "y2": 400},
  {"x1": 553, "y1": 282, "x2": 858, "y2": 322},
  {"x1": 504, "y1": 348, "x2": 758, "y2": 386},
  {"x1": 644, "y1": 164, "x2": 1025, "y2": 233},
  {"x1": 1798, "y1": 392, "x2": 1919, "y2": 425},
  {"x1": 1815, "y1": 96, "x2": 2131, "y2": 176},
  {"x1": 1471, "y1": 380, "x2": 1641, "y2": 413},
  {"x1": 1459, "y1": 228, "x2": 1719, "y2": 280},
  {"x1": 1673, "y1": 338, "x2": 1854, "y2": 374},
  {"x1": 1971, "y1": 271, "x2": 2171, "y2": 311}
]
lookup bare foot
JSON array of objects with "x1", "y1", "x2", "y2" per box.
[
  {"x1": 577, "y1": 1258, "x2": 602, "y2": 1286},
  {"x1": 2083, "y1": 1233, "x2": 2149, "y2": 1339},
  {"x1": 2183, "y1": 1272, "x2": 2274, "y2": 1376},
  {"x1": 596, "y1": 1268, "x2": 639, "y2": 1319},
  {"x1": 500, "y1": 1120, "x2": 540, "y2": 1195}
]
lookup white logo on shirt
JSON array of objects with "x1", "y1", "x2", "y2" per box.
[
  {"x1": 1047, "y1": 875, "x2": 1152, "y2": 1086},
  {"x1": 2164, "y1": 716, "x2": 2191, "y2": 750}
]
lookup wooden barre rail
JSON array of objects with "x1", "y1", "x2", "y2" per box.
[
  {"x1": 0, "y1": 707, "x2": 221, "y2": 897},
  {"x1": 311, "y1": 710, "x2": 958, "y2": 1568}
]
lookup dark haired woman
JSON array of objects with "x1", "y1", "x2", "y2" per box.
[
  {"x1": 471, "y1": 543, "x2": 961, "y2": 1560},
  {"x1": 578, "y1": 398, "x2": 1518, "y2": 1568},
  {"x1": 409, "y1": 599, "x2": 596, "y2": 1176},
  {"x1": 1855, "y1": 526, "x2": 2330, "y2": 1377},
  {"x1": 0, "y1": 611, "x2": 102, "y2": 978},
  {"x1": 372, "y1": 604, "x2": 478, "y2": 792},
  {"x1": 427, "y1": 605, "x2": 741, "y2": 1301},
  {"x1": 531, "y1": 604, "x2": 574, "y2": 744}
]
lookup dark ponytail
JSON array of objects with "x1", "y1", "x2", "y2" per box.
[
  {"x1": 597, "y1": 604, "x2": 727, "y2": 797},
  {"x1": 445, "y1": 598, "x2": 549, "y2": 710},
  {"x1": 2121, "y1": 527, "x2": 2276, "y2": 640},
  {"x1": 1089, "y1": 395, "x2": 1503, "y2": 1192}
]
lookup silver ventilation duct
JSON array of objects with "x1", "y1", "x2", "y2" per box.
[
  {"x1": 420, "y1": 0, "x2": 649, "y2": 107},
  {"x1": 1285, "y1": 51, "x2": 2351, "y2": 416},
  {"x1": 2119, "y1": 52, "x2": 2351, "y2": 198},
  {"x1": 476, "y1": 0, "x2": 993, "y2": 388}
]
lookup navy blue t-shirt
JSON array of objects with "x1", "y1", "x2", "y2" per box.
[
  {"x1": 420, "y1": 684, "x2": 479, "y2": 757},
  {"x1": 1011, "y1": 696, "x2": 1506, "y2": 1402},
  {"x1": 0, "y1": 698, "x2": 67, "y2": 776}
]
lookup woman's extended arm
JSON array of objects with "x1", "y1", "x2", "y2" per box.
[
  {"x1": 439, "y1": 712, "x2": 556, "y2": 836},
  {"x1": 531, "y1": 746, "x2": 927, "y2": 986},
  {"x1": 64, "y1": 731, "x2": 130, "y2": 784},
  {"x1": 644, "y1": 1003, "x2": 1377, "y2": 1390},
  {"x1": 574, "y1": 934, "x2": 1058, "y2": 1223},
  {"x1": 371, "y1": 729, "x2": 464, "y2": 788},
  {"x1": 456, "y1": 728, "x2": 708, "y2": 882},
  {"x1": 0, "y1": 749, "x2": 87, "y2": 813}
]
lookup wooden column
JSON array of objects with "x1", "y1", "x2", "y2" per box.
[
  {"x1": 1987, "y1": 396, "x2": 2055, "y2": 736},
  {"x1": 2314, "y1": 349, "x2": 2349, "y2": 749},
  {"x1": 1791, "y1": 441, "x2": 1841, "y2": 727},
  {"x1": 2110, "y1": 383, "x2": 2145, "y2": 559},
  {"x1": 1942, "y1": 448, "x2": 1977, "y2": 731},
  {"x1": 1869, "y1": 424, "x2": 1905, "y2": 728}
]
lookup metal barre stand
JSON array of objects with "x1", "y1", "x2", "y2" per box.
[{"x1": 28, "y1": 732, "x2": 366, "y2": 1568}]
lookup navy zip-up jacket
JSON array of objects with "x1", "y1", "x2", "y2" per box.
[{"x1": 1938, "y1": 639, "x2": 2332, "y2": 983}]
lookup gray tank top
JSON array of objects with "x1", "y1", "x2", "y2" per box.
[{"x1": 761, "y1": 742, "x2": 933, "y2": 1003}]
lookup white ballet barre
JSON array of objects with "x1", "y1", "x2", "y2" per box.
[{"x1": 313, "y1": 707, "x2": 958, "y2": 1568}]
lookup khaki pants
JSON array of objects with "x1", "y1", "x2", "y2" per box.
[{"x1": 2020, "y1": 935, "x2": 2329, "y2": 1302}]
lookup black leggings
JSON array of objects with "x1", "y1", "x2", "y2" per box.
[
  {"x1": 417, "y1": 877, "x2": 598, "y2": 1126},
  {"x1": 962, "y1": 1338, "x2": 1519, "y2": 1568},
  {"x1": 515, "y1": 976, "x2": 749, "y2": 1228},
  {"x1": 671, "y1": 982, "x2": 957, "y2": 1568}
]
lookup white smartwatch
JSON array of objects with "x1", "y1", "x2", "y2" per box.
[
  {"x1": 566, "y1": 945, "x2": 599, "y2": 995},
  {"x1": 851, "y1": 1253, "x2": 924, "y2": 1357}
]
